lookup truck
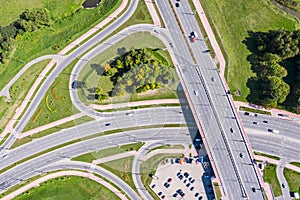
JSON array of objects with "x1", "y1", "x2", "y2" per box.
[{"x1": 190, "y1": 31, "x2": 198, "y2": 42}]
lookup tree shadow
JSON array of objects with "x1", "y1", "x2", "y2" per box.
[
  {"x1": 246, "y1": 76, "x2": 264, "y2": 105},
  {"x1": 90, "y1": 63, "x2": 104, "y2": 75}
]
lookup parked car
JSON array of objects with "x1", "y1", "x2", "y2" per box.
[
  {"x1": 195, "y1": 193, "x2": 199, "y2": 197},
  {"x1": 190, "y1": 186, "x2": 194, "y2": 191},
  {"x1": 151, "y1": 184, "x2": 156, "y2": 189},
  {"x1": 158, "y1": 192, "x2": 162, "y2": 196},
  {"x1": 161, "y1": 195, "x2": 165, "y2": 199},
  {"x1": 105, "y1": 123, "x2": 111, "y2": 126},
  {"x1": 167, "y1": 178, "x2": 172, "y2": 182},
  {"x1": 186, "y1": 183, "x2": 191, "y2": 187},
  {"x1": 184, "y1": 172, "x2": 189, "y2": 178}
]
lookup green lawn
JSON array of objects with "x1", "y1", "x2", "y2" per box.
[
  {"x1": 290, "y1": 162, "x2": 300, "y2": 168},
  {"x1": 23, "y1": 59, "x2": 80, "y2": 132},
  {"x1": 0, "y1": 59, "x2": 50, "y2": 132},
  {"x1": 239, "y1": 106, "x2": 272, "y2": 115},
  {"x1": 12, "y1": 115, "x2": 94, "y2": 149},
  {"x1": 72, "y1": 142, "x2": 145, "y2": 163},
  {"x1": 284, "y1": 168, "x2": 300, "y2": 193},
  {"x1": 98, "y1": 156, "x2": 137, "y2": 194},
  {"x1": 200, "y1": 0, "x2": 297, "y2": 101},
  {"x1": 14, "y1": 176, "x2": 120, "y2": 200},
  {"x1": 78, "y1": 32, "x2": 177, "y2": 105},
  {"x1": 254, "y1": 151, "x2": 280, "y2": 160},
  {"x1": 0, "y1": 0, "x2": 121, "y2": 91},
  {"x1": 263, "y1": 163, "x2": 282, "y2": 197}
]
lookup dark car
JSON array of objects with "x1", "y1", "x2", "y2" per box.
[
  {"x1": 184, "y1": 172, "x2": 189, "y2": 178},
  {"x1": 158, "y1": 191, "x2": 162, "y2": 196},
  {"x1": 151, "y1": 184, "x2": 156, "y2": 189},
  {"x1": 178, "y1": 175, "x2": 183, "y2": 180},
  {"x1": 161, "y1": 195, "x2": 165, "y2": 199},
  {"x1": 71, "y1": 81, "x2": 77, "y2": 89},
  {"x1": 239, "y1": 152, "x2": 244, "y2": 158},
  {"x1": 105, "y1": 123, "x2": 111, "y2": 126},
  {"x1": 195, "y1": 193, "x2": 199, "y2": 197},
  {"x1": 167, "y1": 178, "x2": 172, "y2": 182},
  {"x1": 282, "y1": 183, "x2": 286, "y2": 188},
  {"x1": 263, "y1": 120, "x2": 268, "y2": 123},
  {"x1": 252, "y1": 187, "x2": 256, "y2": 192},
  {"x1": 173, "y1": 193, "x2": 178, "y2": 197},
  {"x1": 186, "y1": 183, "x2": 191, "y2": 187},
  {"x1": 190, "y1": 186, "x2": 194, "y2": 191}
]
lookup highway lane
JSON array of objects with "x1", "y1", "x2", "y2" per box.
[
  {"x1": 0, "y1": 107, "x2": 194, "y2": 170},
  {"x1": 156, "y1": 1, "x2": 263, "y2": 199},
  {"x1": 0, "y1": 127, "x2": 192, "y2": 193},
  {"x1": 0, "y1": 0, "x2": 139, "y2": 150}
]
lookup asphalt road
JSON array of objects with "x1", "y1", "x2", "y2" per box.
[
  {"x1": 156, "y1": 0, "x2": 263, "y2": 199},
  {"x1": 0, "y1": 0, "x2": 139, "y2": 150}
]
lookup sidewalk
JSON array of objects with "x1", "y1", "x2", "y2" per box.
[
  {"x1": 0, "y1": 0, "x2": 128, "y2": 141},
  {"x1": 89, "y1": 99, "x2": 180, "y2": 110},
  {"x1": 1, "y1": 170, "x2": 128, "y2": 200},
  {"x1": 254, "y1": 155, "x2": 300, "y2": 173},
  {"x1": 192, "y1": 0, "x2": 226, "y2": 77},
  {"x1": 144, "y1": 0, "x2": 161, "y2": 27}
]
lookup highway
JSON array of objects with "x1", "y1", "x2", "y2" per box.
[{"x1": 156, "y1": 0, "x2": 263, "y2": 199}]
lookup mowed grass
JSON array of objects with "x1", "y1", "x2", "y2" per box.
[
  {"x1": 23, "y1": 59, "x2": 79, "y2": 132},
  {"x1": 263, "y1": 163, "x2": 282, "y2": 197},
  {"x1": 0, "y1": 0, "x2": 121, "y2": 91},
  {"x1": 0, "y1": 59, "x2": 50, "y2": 132},
  {"x1": 200, "y1": 0, "x2": 296, "y2": 101},
  {"x1": 72, "y1": 142, "x2": 145, "y2": 163},
  {"x1": 284, "y1": 168, "x2": 300, "y2": 193},
  {"x1": 78, "y1": 32, "x2": 177, "y2": 105},
  {"x1": 14, "y1": 176, "x2": 120, "y2": 200},
  {"x1": 0, "y1": 0, "x2": 83, "y2": 26}
]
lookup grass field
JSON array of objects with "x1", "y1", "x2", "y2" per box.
[
  {"x1": 72, "y1": 142, "x2": 145, "y2": 163},
  {"x1": 78, "y1": 32, "x2": 177, "y2": 105},
  {"x1": 200, "y1": 0, "x2": 297, "y2": 101},
  {"x1": 98, "y1": 156, "x2": 137, "y2": 194},
  {"x1": 14, "y1": 176, "x2": 120, "y2": 200},
  {"x1": 284, "y1": 168, "x2": 300, "y2": 193},
  {"x1": 23, "y1": 59, "x2": 80, "y2": 132},
  {"x1": 0, "y1": 59, "x2": 50, "y2": 132},
  {"x1": 263, "y1": 163, "x2": 282, "y2": 197},
  {"x1": 290, "y1": 162, "x2": 300, "y2": 168},
  {"x1": 0, "y1": 0, "x2": 121, "y2": 91}
]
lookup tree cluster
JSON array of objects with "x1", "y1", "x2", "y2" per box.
[
  {"x1": 0, "y1": 8, "x2": 51, "y2": 63},
  {"x1": 136, "y1": 83, "x2": 161, "y2": 93},
  {"x1": 245, "y1": 29, "x2": 300, "y2": 111},
  {"x1": 92, "y1": 48, "x2": 174, "y2": 100}
]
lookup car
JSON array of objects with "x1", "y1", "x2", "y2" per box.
[
  {"x1": 198, "y1": 196, "x2": 203, "y2": 200},
  {"x1": 71, "y1": 81, "x2": 77, "y2": 89},
  {"x1": 188, "y1": 177, "x2": 192, "y2": 181},
  {"x1": 173, "y1": 193, "x2": 178, "y2": 197},
  {"x1": 194, "y1": 90, "x2": 199, "y2": 96},
  {"x1": 170, "y1": 159, "x2": 174, "y2": 164},
  {"x1": 282, "y1": 183, "x2": 286, "y2": 188},
  {"x1": 263, "y1": 120, "x2": 268, "y2": 123},
  {"x1": 190, "y1": 179, "x2": 195, "y2": 183},
  {"x1": 186, "y1": 183, "x2": 191, "y2": 187},
  {"x1": 158, "y1": 192, "x2": 162, "y2": 196},
  {"x1": 105, "y1": 123, "x2": 111, "y2": 126},
  {"x1": 153, "y1": 29, "x2": 160, "y2": 33},
  {"x1": 230, "y1": 128, "x2": 234, "y2": 133},
  {"x1": 178, "y1": 175, "x2": 183, "y2": 180},
  {"x1": 163, "y1": 182, "x2": 170, "y2": 188},
  {"x1": 183, "y1": 179, "x2": 187, "y2": 183},
  {"x1": 195, "y1": 193, "x2": 199, "y2": 197},
  {"x1": 252, "y1": 187, "x2": 256, "y2": 192},
  {"x1": 177, "y1": 172, "x2": 181, "y2": 176},
  {"x1": 190, "y1": 186, "x2": 194, "y2": 191},
  {"x1": 184, "y1": 172, "x2": 189, "y2": 178},
  {"x1": 161, "y1": 195, "x2": 165, "y2": 199},
  {"x1": 244, "y1": 112, "x2": 250, "y2": 116},
  {"x1": 175, "y1": 2, "x2": 179, "y2": 7},
  {"x1": 151, "y1": 184, "x2": 156, "y2": 189},
  {"x1": 176, "y1": 189, "x2": 185, "y2": 197},
  {"x1": 167, "y1": 178, "x2": 172, "y2": 182},
  {"x1": 239, "y1": 152, "x2": 244, "y2": 158},
  {"x1": 126, "y1": 112, "x2": 132, "y2": 116},
  {"x1": 253, "y1": 121, "x2": 259, "y2": 125}
]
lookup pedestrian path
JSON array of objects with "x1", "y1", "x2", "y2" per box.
[
  {"x1": 254, "y1": 155, "x2": 300, "y2": 173},
  {"x1": 144, "y1": 0, "x2": 161, "y2": 27},
  {"x1": 1, "y1": 170, "x2": 128, "y2": 200}
]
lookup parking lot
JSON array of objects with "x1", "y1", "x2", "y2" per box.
[{"x1": 150, "y1": 158, "x2": 213, "y2": 200}]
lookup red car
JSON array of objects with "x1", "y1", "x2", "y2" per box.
[{"x1": 167, "y1": 178, "x2": 172, "y2": 182}]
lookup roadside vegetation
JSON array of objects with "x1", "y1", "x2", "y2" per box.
[
  {"x1": 239, "y1": 106, "x2": 271, "y2": 115},
  {"x1": 0, "y1": 59, "x2": 50, "y2": 132},
  {"x1": 78, "y1": 32, "x2": 177, "y2": 105},
  {"x1": 254, "y1": 151, "x2": 280, "y2": 160},
  {"x1": 0, "y1": 0, "x2": 121, "y2": 90},
  {"x1": 72, "y1": 142, "x2": 145, "y2": 163},
  {"x1": 284, "y1": 168, "x2": 300, "y2": 193},
  {"x1": 263, "y1": 163, "x2": 282, "y2": 197},
  {"x1": 199, "y1": 0, "x2": 296, "y2": 102},
  {"x1": 23, "y1": 59, "x2": 80, "y2": 132},
  {"x1": 13, "y1": 176, "x2": 120, "y2": 200},
  {"x1": 275, "y1": 0, "x2": 300, "y2": 10}
]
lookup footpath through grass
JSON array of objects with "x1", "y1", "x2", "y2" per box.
[
  {"x1": 13, "y1": 176, "x2": 121, "y2": 200},
  {"x1": 200, "y1": 0, "x2": 297, "y2": 101},
  {"x1": 263, "y1": 163, "x2": 282, "y2": 197}
]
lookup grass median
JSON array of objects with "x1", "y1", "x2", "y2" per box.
[
  {"x1": 284, "y1": 168, "x2": 300, "y2": 193},
  {"x1": 263, "y1": 163, "x2": 282, "y2": 197}
]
